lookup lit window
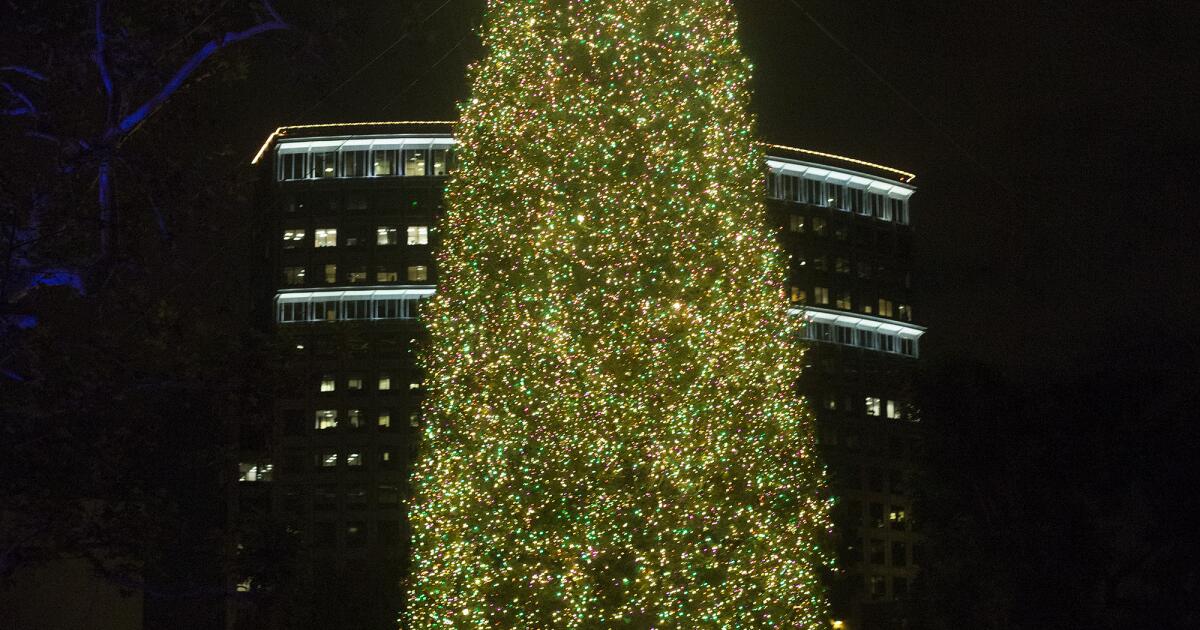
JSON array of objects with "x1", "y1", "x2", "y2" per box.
[
  {"x1": 407, "y1": 226, "x2": 430, "y2": 245},
  {"x1": 814, "y1": 287, "x2": 829, "y2": 305},
  {"x1": 836, "y1": 293, "x2": 852, "y2": 310},
  {"x1": 376, "y1": 269, "x2": 399, "y2": 283},
  {"x1": 789, "y1": 215, "x2": 805, "y2": 232},
  {"x1": 320, "y1": 377, "x2": 336, "y2": 392},
  {"x1": 311, "y1": 151, "x2": 337, "y2": 178},
  {"x1": 886, "y1": 400, "x2": 900, "y2": 420},
  {"x1": 314, "y1": 228, "x2": 337, "y2": 248},
  {"x1": 790, "y1": 287, "x2": 806, "y2": 303},
  {"x1": 407, "y1": 265, "x2": 429, "y2": 282},
  {"x1": 404, "y1": 150, "x2": 427, "y2": 176},
  {"x1": 348, "y1": 268, "x2": 367, "y2": 283},
  {"x1": 238, "y1": 462, "x2": 274, "y2": 482},
  {"x1": 283, "y1": 267, "x2": 306, "y2": 286},
  {"x1": 378, "y1": 376, "x2": 392, "y2": 391},
  {"x1": 377, "y1": 227, "x2": 399, "y2": 246},
  {"x1": 430, "y1": 149, "x2": 450, "y2": 176},
  {"x1": 372, "y1": 149, "x2": 397, "y2": 176},
  {"x1": 282, "y1": 230, "x2": 306, "y2": 248},
  {"x1": 835, "y1": 258, "x2": 850, "y2": 274},
  {"x1": 878, "y1": 299, "x2": 894, "y2": 318},
  {"x1": 347, "y1": 376, "x2": 364, "y2": 391},
  {"x1": 318, "y1": 451, "x2": 338, "y2": 468},
  {"x1": 812, "y1": 217, "x2": 827, "y2": 235},
  {"x1": 378, "y1": 411, "x2": 392, "y2": 429},
  {"x1": 889, "y1": 507, "x2": 908, "y2": 530},
  {"x1": 346, "y1": 409, "x2": 364, "y2": 429},
  {"x1": 865, "y1": 397, "x2": 881, "y2": 417},
  {"x1": 409, "y1": 381, "x2": 422, "y2": 391},
  {"x1": 409, "y1": 410, "x2": 420, "y2": 427},
  {"x1": 315, "y1": 410, "x2": 337, "y2": 430},
  {"x1": 324, "y1": 264, "x2": 337, "y2": 284},
  {"x1": 346, "y1": 452, "x2": 363, "y2": 467},
  {"x1": 380, "y1": 450, "x2": 396, "y2": 468},
  {"x1": 898, "y1": 304, "x2": 913, "y2": 322}
]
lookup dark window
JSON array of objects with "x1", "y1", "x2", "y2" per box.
[
  {"x1": 345, "y1": 522, "x2": 367, "y2": 547},
  {"x1": 378, "y1": 520, "x2": 402, "y2": 546},
  {"x1": 313, "y1": 522, "x2": 336, "y2": 548},
  {"x1": 892, "y1": 541, "x2": 908, "y2": 567},
  {"x1": 342, "y1": 151, "x2": 369, "y2": 178},
  {"x1": 869, "y1": 539, "x2": 885, "y2": 565}
]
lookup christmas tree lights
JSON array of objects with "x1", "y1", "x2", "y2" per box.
[{"x1": 409, "y1": 1, "x2": 831, "y2": 627}]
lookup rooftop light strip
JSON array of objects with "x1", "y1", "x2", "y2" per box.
[{"x1": 762, "y1": 143, "x2": 917, "y2": 183}]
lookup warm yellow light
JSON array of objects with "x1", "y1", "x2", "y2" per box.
[
  {"x1": 763, "y1": 142, "x2": 917, "y2": 183},
  {"x1": 250, "y1": 120, "x2": 457, "y2": 165},
  {"x1": 831, "y1": 620, "x2": 845, "y2": 629}
]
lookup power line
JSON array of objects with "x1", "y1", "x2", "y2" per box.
[{"x1": 297, "y1": 0, "x2": 458, "y2": 121}]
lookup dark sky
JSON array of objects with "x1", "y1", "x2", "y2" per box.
[{"x1": 249, "y1": 0, "x2": 1200, "y2": 383}]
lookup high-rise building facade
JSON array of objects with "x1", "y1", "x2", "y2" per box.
[{"x1": 237, "y1": 122, "x2": 923, "y2": 630}]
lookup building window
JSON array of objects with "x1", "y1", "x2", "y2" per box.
[
  {"x1": 869, "y1": 502, "x2": 885, "y2": 528},
  {"x1": 900, "y1": 338, "x2": 917, "y2": 357},
  {"x1": 827, "y1": 183, "x2": 847, "y2": 210},
  {"x1": 376, "y1": 269, "x2": 399, "y2": 283},
  {"x1": 348, "y1": 268, "x2": 367, "y2": 284},
  {"x1": 835, "y1": 258, "x2": 850, "y2": 274},
  {"x1": 279, "y1": 153, "x2": 305, "y2": 181},
  {"x1": 886, "y1": 400, "x2": 900, "y2": 420},
  {"x1": 346, "y1": 452, "x2": 363, "y2": 467},
  {"x1": 283, "y1": 267, "x2": 306, "y2": 286},
  {"x1": 323, "y1": 264, "x2": 337, "y2": 284},
  {"x1": 849, "y1": 188, "x2": 865, "y2": 214},
  {"x1": 890, "y1": 507, "x2": 908, "y2": 530},
  {"x1": 836, "y1": 325, "x2": 853, "y2": 344},
  {"x1": 869, "y1": 539, "x2": 886, "y2": 565},
  {"x1": 836, "y1": 293, "x2": 852, "y2": 310},
  {"x1": 377, "y1": 376, "x2": 392, "y2": 391},
  {"x1": 238, "y1": 462, "x2": 273, "y2": 482},
  {"x1": 812, "y1": 256, "x2": 827, "y2": 272},
  {"x1": 313, "y1": 522, "x2": 336, "y2": 547},
  {"x1": 857, "y1": 261, "x2": 872, "y2": 279},
  {"x1": 865, "y1": 397, "x2": 881, "y2": 417},
  {"x1": 377, "y1": 411, "x2": 392, "y2": 429},
  {"x1": 407, "y1": 226, "x2": 430, "y2": 245},
  {"x1": 790, "y1": 287, "x2": 806, "y2": 303},
  {"x1": 347, "y1": 376, "x2": 364, "y2": 391},
  {"x1": 311, "y1": 151, "x2": 337, "y2": 178},
  {"x1": 314, "y1": 486, "x2": 336, "y2": 511},
  {"x1": 320, "y1": 376, "x2": 336, "y2": 392},
  {"x1": 373, "y1": 149, "x2": 397, "y2": 176},
  {"x1": 346, "y1": 487, "x2": 368, "y2": 510},
  {"x1": 378, "y1": 484, "x2": 400, "y2": 508},
  {"x1": 409, "y1": 410, "x2": 421, "y2": 428},
  {"x1": 789, "y1": 214, "x2": 805, "y2": 233},
  {"x1": 377, "y1": 227, "x2": 399, "y2": 246},
  {"x1": 894, "y1": 577, "x2": 909, "y2": 599},
  {"x1": 803, "y1": 178, "x2": 823, "y2": 205},
  {"x1": 878, "y1": 299, "x2": 894, "y2": 318},
  {"x1": 811, "y1": 217, "x2": 827, "y2": 236},
  {"x1": 404, "y1": 150, "x2": 427, "y2": 176},
  {"x1": 343, "y1": 298, "x2": 370, "y2": 320},
  {"x1": 343, "y1": 229, "x2": 368, "y2": 248},
  {"x1": 379, "y1": 449, "x2": 396, "y2": 468},
  {"x1": 870, "y1": 575, "x2": 887, "y2": 600},
  {"x1": 892, "y1": 541, "x2": 908, "y2": 567},
  {"x1": 868, "y1": 192, "x2": 885, "y2": 217},
  {"x1": 379, "y1": 520, "x2": 401, "y2": 546},
  {"x1": 430, "y1": 149, "x2": 450, "y2": 176},
  {"x1": 346, "y1": 409, "x2": 364, "y2": 429},
  {"x1": 892, "y1": 198, "x2": 909, "y2": 224},
  {"x1": 314, "y1": 228, "x2": 337, "y2": 248},
  {"x1": 317, "y1": 450, "x2": 338, "y2": 468},
  {"x1": 315, "y1": 410, "x2": 337, "y2": 431},
  {"x1": 342, "y1": 151, "x2": 369, "y2": 178},
  {"x1": 407, "y1": 265, "x2": 429, "y2": 282},
  {"x1": 898, "y1": 304, "x2": 913, "y2": 322},
  {"x1": 282, "y1": 229, "x2": 306, "y2": 249},
  {"x1": 345, "y1": 522, "x2": 367, "y2": 547},
  {"x1": 814, "y1": 286, "x2": 829, "y2": 306}
]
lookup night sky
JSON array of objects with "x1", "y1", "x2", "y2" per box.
[{"x1": 243, "y1": 0, "x2": 1199, "y2": 382}]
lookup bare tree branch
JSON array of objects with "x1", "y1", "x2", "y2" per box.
[
  {"x1": 0, "y1": 66, "x2": 48, "y2": 82},
  {"x1": 108, "y1": 2, "x2": 291, "y2": 140}
]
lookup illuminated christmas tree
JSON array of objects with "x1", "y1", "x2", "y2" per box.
[{"x1": 409, "y1": 1, "x2": 830, "y2": 627}]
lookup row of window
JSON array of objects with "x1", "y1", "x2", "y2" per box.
[
  {"x1": 802, "y1": 321, "x2": 919, "y2": 357},
  {"x1": 842, "y1": 500, "x2": 910, "y2": 531},
  {"x1": 278, "y1": 293, "x2": 431, "y2": 324},
  {"x1": 283, "y1": 226, "x2": 430, "y2": 249},
  {"x1": 793, "y1": 288, "x2": 913, "y2": 322},
  {"x1": 767, "y1": 172, "x2": 910, "y2": 224},
  {"x1": 312, "y1": 449, "x2": 404, "y2": 470},
  {"x1": 315, "y1": 375, "x2": 419, "y2": 394},
  {"x1": 284, "y1": 264, "x2": 430, "y2": 287},
  {"x1": 311, "y1": 409, "x2": 420, "y2": 431},
  {"x1": 307, "y1": 520, "x2": 403, "y2": 548},
  {"x1": 850, "y1": 538, "x2": 913, "y2": 569},
  {"x1": 278, "y1": 148, "x2": 453, "y2": 181}
]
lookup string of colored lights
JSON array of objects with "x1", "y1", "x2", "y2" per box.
[{"x1": 408, "y1": 1, "x2": 832, "y2": 627}]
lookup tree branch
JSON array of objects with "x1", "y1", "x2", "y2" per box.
[
  {"x1": 108, "y1": 3, "x2": 291, "y2": 140},
  {"x1": 92, "y1": 0, "x2": 115, "y2": 121}
]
